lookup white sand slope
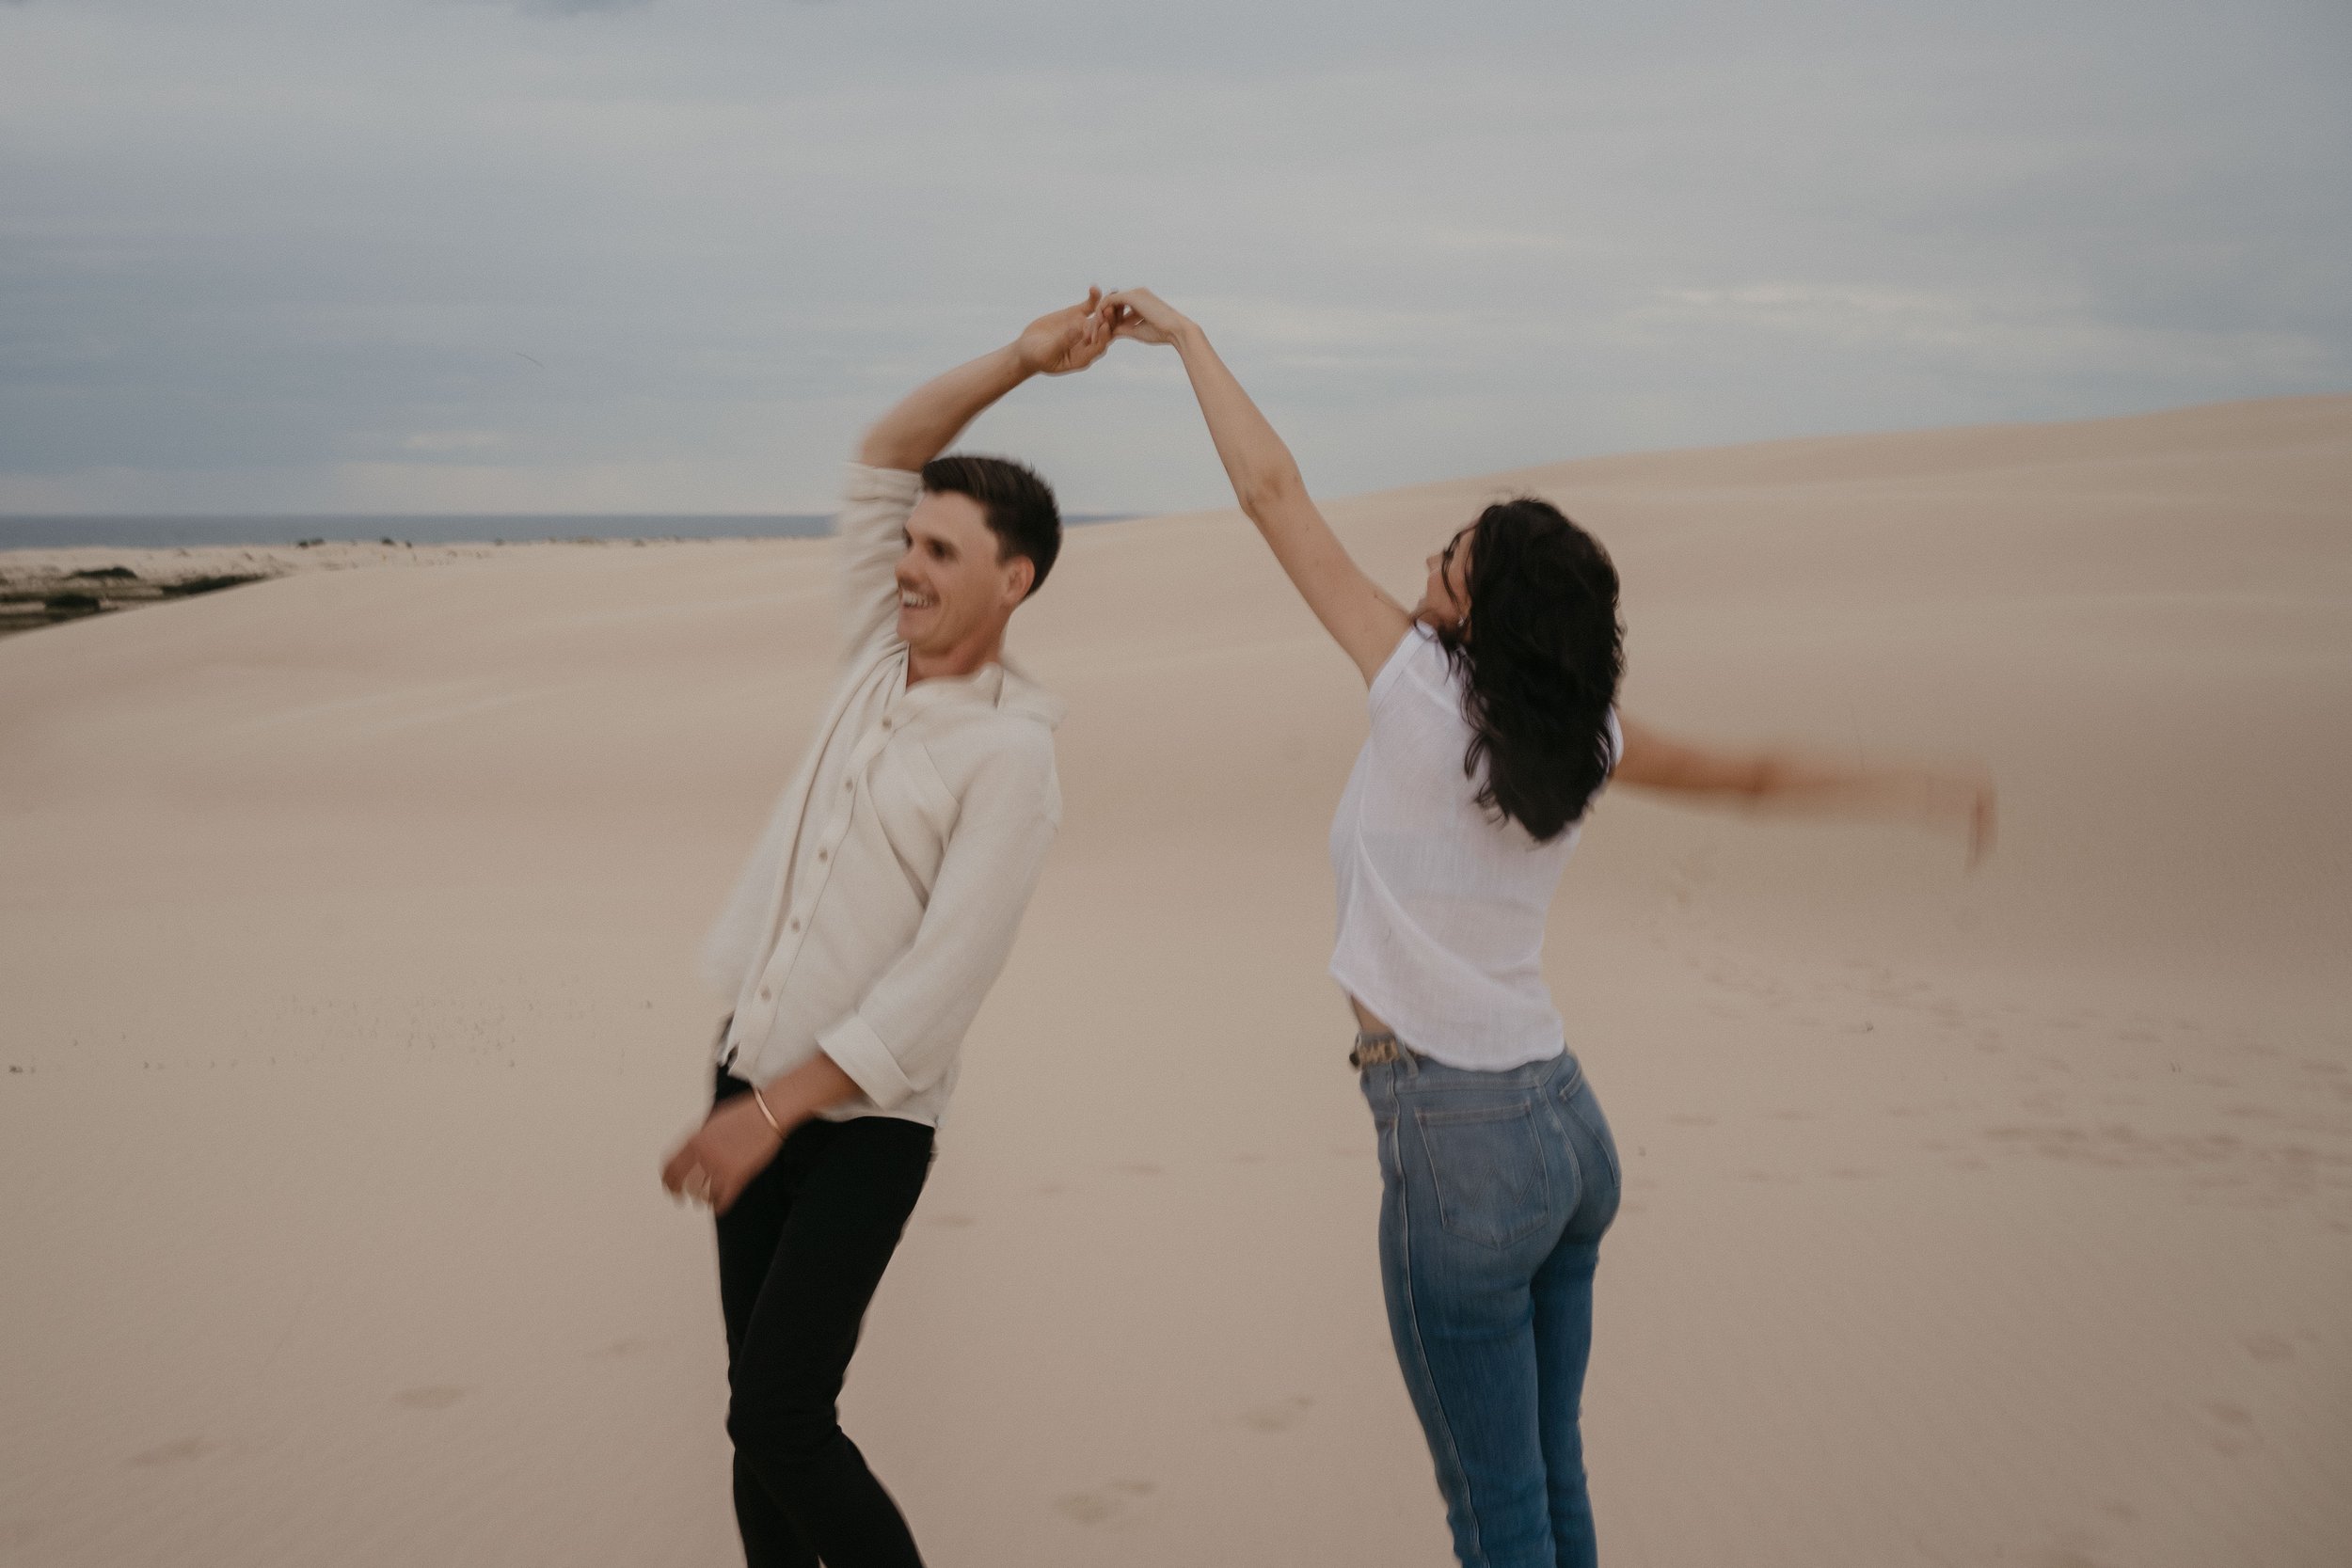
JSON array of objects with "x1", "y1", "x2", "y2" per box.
[{"x1": 2, "y1": 395, "x2": 2347, "y2": 1567}]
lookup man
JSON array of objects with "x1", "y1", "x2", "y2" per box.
[{"x1": 661, "y1": 291, "x2": 1113, "y2": 1568}]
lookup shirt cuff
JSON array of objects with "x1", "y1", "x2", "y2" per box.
[
  {"x1": 844, "y1": 461, "x2": 924, "y2": 500},
  {"x1": 817, "y1": 1012, "x2": 917, "y2": 1111}
]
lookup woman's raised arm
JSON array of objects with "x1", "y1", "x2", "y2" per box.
[
  {"x1": 1105, "y1": 289, "x2": 1411, "y2": 685},
  {"x1": 1614, "y1": 715, "x2": 1997, "y2": 865}
]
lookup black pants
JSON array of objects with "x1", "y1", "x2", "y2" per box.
[{"x1": 713, "y1": 1072, "x2": 935, "y2": 1568}]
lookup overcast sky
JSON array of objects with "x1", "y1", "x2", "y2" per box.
[{"x1": 3, "y1": 0, "x2": 2347, "y2": 516}]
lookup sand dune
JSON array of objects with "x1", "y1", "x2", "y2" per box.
[{"x1": 3, "y1": 395, "x2": 2347, "y2": 1567}]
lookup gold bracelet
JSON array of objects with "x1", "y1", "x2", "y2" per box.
[{"x1": 749, "y1": 1084, "x2": 787, "y2": 1141}]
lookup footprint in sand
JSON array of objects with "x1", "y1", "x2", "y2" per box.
[
  {"x1": 1238, "y1": 1395, "x2": 1314, "y2": 1433},
  {"x1": 393, "y1": 1386, "x2": 469, "y2": 1411},
  {"x1": 2035, "y1": 1547, "x2": 2120, "y2": 1568},
  {"x1": 1053, "y1": 1478, "x2": 1157, "y2": 1525},
  {"x1": 127, "y1": 1436, "x2": 215, "y2": 1468},
  {"x1": 589, "y1": 1337, "x2": 653, "y2": 1359},
  {"x1": 2198, "y1": 1400, "x2": 2263, "y2": 1457}
]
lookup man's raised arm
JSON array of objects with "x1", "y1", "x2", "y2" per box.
[
  {"x1": 835, "y1": 291, "x2": 1113, "y2": 657},
  {"x1": 859, "y1": 289, "x2": 1109, "y2": 470}
]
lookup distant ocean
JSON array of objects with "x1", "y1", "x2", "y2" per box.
[{"x1": 0, "y1": 514, "x2": 1136, "y2": 550}]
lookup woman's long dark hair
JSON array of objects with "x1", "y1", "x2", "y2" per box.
[{"x1": 1433, "y1": 498, "x2": 1624, "y2": 844}]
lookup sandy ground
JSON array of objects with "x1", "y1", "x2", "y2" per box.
[{"x1": 2, "y1": 395, "x2": 2347, "y2": 1567}]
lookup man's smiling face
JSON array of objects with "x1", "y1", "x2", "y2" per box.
[{"x1": 895, "y1": 489, "x2": 1030, "y2": 659}]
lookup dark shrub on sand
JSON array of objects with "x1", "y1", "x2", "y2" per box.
[{"x1": 161, "y1": 575, "x2": 265, "y2": 598}]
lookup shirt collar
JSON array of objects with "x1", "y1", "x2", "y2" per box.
[{"x1": 887, "y1": 650, "x2": 1064, "y2": 730}]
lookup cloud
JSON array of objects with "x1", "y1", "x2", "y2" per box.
[
  {"x1": 516, "y1": 0, "x2": 651, "y2": 14},
  {"x1": 399, "y1": 431, "x2": 510, "y2": 454},
  {"x1": 1628, "y1": 284, "x2": 2334, "y2": 383},
  {"x1": 1, "y1": 0, "x2": 2345, "y2": 515}
]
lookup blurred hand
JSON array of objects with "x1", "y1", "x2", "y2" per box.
[
  {"x1": 1102, "y1": 288, "x2": 1195, "y2": 347},
  {"x1": 1965, "y1": 773, "x2": 1997, "y2": 869},
  {"x1": 660, "y1": 1094, "x2": 783, "y2": 1216},
  {"x1": 1928, "y1": 765, "x2": 1998, "y2": 869},
  {"x1": 1015, "y1": 289, "x2": 1114, "y2": 377}
]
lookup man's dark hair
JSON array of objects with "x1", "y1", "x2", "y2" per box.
[{"x1": 920, "y1": 454, "x2": 1061, "y2": 597}]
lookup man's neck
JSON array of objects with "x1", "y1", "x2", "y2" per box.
[{"x1": 906, "y1": 631, "x2": 1007, "y2": 687}]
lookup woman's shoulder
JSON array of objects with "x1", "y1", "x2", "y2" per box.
[
  {"x1": 1367, "y1": 626, "x2": 1477, "y2": 755},
  {"x1": 1370, "y1": 621, "x2": 1450, "y2": 705}
]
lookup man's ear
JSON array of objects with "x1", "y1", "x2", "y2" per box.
[{"x1": 1003, "y1": 553, "x2": 1036, "y2": 604}]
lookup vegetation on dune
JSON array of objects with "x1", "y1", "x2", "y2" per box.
[{"x1": 0, "y1": 567, "x2": 272, "y2": 637}]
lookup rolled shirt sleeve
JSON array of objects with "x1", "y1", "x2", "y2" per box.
[
  {"x1": 816, "y1": 733, "x2": 1061, "y2": 1111},
  {"x1": 836, "y1": 463, "x2": 924, "y2": 663}
]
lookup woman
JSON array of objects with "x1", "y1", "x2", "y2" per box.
[{"x1": 1101, "y1": 289, "x2": 1992, "y2": 1568}]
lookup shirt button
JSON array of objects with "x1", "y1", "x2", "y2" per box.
[
  {"x1": 757, "y1": 986, "x2": 771, "y2": 1001},
  {"x1": 817, "y1": 848, "x2": 828, "y2": 862},
  {"x1": 843, "y1": 780, "x2": 852, "y2": 792},
  {"x1": 881, "y1": 718, "x2": 893, "y2": 730},
  {"x1": 788, "y1": 918, "x2": 802, "y2": 932}
]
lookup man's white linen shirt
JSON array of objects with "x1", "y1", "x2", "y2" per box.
[{"x1": 700, "y1": 463, "x2": 1064, "y2": 1128}]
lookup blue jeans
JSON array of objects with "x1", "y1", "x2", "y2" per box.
[{"x1": 1359, "y1": 1048, "x2": 1622, "y2": 1568}]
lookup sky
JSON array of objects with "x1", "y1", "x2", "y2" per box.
[{"x1": 3, "y1": 0, "x2": 2347, "y2": 516}]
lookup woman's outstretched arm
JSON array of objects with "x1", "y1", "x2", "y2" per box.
[
  {"x1": 1615, "y1": 715, "x2": 1997, "y2": 864},
  {"x1": 1104, "y1": 289, "x2": 1411, "y2": 685}
]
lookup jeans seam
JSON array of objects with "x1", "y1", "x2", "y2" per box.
[
  {"x1": 1398, "y1": 1125, "x2": 1488, "y2": 1567},
  {"x1": 1565, "y1": 1090, "x2": 1619, "y2": 1194},
  {"x1": 1556, "y1": 1110, "x2": 1585, "y2": 1236}
]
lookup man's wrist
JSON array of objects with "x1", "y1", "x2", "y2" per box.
[
  {"x1": 1004, "y1": 338, "x2": 1048, "y2": 382},
  {"x1": 747, "y1": 1082, "x2": 790, "y2": 1142}
]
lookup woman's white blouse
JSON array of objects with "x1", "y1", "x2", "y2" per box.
[{"x1": 1328, "y1": 624, "x2": 1617, "y2": 1072}]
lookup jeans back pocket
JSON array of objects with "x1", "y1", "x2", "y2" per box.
[{"x1": 1414, "y1": 1101, "x2": 1552, "y2": 1249}]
